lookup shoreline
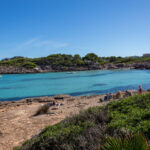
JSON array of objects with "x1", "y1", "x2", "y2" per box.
[
  {"x1": 0, "y1": 68, "x2": 148, "y2": 102},
  {"x1": 0, "y1": 87, "x2": 139, "y2": 102},
  {"x1": 0, "y1": 89, "x2": 138, "y2": 109},
  {"x1": 0, "y1": 62, "x2": 150, "y2": 74},
  {"x1": 0, "y1": 94, "x2": 100, "y2": 106},
  {"x1": 0, "y1": 83, "x2": 147, "y2": 102},
  {"x1": 0, "y1": 66, "x2": 132, "y2": 75}
]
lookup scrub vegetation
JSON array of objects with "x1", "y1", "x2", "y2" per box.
[
  {"x1": 1, "y1": 53, "x2": 150, "y2": 69},
  {"x1": 15, "y1": 93, "x2": 150, "y2": 150}
]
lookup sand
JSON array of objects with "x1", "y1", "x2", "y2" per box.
[
  {"x1": 0, "y1": 90, "x2": 139, "y2": 150},
  {"x1": 0, "y1": 94, "x2": 108, "y2": 150}
]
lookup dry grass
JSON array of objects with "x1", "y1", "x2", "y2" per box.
[
  {"x1": 0, "y1": 131, "x2": 2, "y2": 136},
  {"x1": 33, "y1": 104, "x2": 49, "y2": 116}
]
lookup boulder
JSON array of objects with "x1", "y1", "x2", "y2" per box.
[{"x1": 133, "y1": 62, "x2": 150, "y2": 69}]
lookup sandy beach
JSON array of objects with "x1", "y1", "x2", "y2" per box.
[
  {"x1": 0, "y1": 94, "x2": 109, "y2": 150},
  {"x1": 0, "y1": 89, "x2": 140, "y2": 150}
]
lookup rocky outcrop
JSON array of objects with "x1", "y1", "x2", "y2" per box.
[
  {"x1": 0, "y1": 94, "x2": 74, "y2": 108},
  {"x1": 103, "y1": 63, "x2": 131, "y2": 70},
  {"x1": 132, "y1": 62, "x2": 150, "y2": 69},
  {"x1": 116, "y1": 63, "x2": 129, "y2": 68},
  {"x1": 0, "y1": 62, "x2": 150, "y2": 74},
  {"x1": 0, "y1": 66, "x2": 40, "y2": 74},
  {"x1": 106, "y1": 64, "x2": 118, "y2": 69},
  {"x1": 0, "y1": 66, "x2": 54, "y2": 74}
]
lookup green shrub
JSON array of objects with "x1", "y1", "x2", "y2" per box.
[
  {"x1": 107, "y1": 94, "x2": 150, "y2": 137},
  {"x1": 22, "y1": 62, "x2": 37, "y2": 69},
  {"x1": 2, "y1": 54, "x2": 150, "y2": 69},
  {"x1": 15, "y1": 93, "x2": 150, "y2": 150},
  {"x1": 17, "y1": 107, "x2": 110, "y2": 150},
  {"x1": 13, "y1": 147, "x2": 20, "y2": 150},
  {"x1": 99, "y1": 98, "x2": 103, "y2": 102},
  {"x1": 101, "y1": 133, "x2": 149, "y2": 150}
]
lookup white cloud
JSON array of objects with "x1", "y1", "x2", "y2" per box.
[
  {"x1": 16, "y1": 38, "x2": 68, "y2": 50},
  {"x1": 17, "y1": 38, "x2": 38, "y2": 49},
  {"x1": 1, "y1": 38, "x2": 69, "y2": 58}
]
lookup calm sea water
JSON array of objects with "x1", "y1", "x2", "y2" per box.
[{"x1": 0, "y1": 69, "x2": 150, "y2": 101}]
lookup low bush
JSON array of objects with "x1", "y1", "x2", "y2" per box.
[
  {"x1": 16, "y1": 93, "x2": 150, "y2": 150},
  {"x1": 2, "y1": 53, "x2": 150, "y2": 69},
  {"x1": 17, "y1": 107, "x2": 110, "y2": 150},
  {"x1": 21, "y1": 62, "x2": 37, "y2": 69},
  {"x1": 101, "y1": 133, "x2": 149, "y2": 150},
  {"x1": 33, "y1": 104, "x2": 49, "y2": 116},
  {"x1": 107, "y1": 94, "x2": 150, "y2": 138}
]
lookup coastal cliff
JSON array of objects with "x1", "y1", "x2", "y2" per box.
[
  {"x1": 0, "y1": 62, "x2": 149, "y2": 74},
  {"x1": 1, "y1": 53, "x2": 150, "y2": 74}
]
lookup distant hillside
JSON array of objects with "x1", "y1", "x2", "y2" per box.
[
  {"x1": 1, "y1": 53, "x2": 150, "y2": 74},
  {"x1": 15, "y1": 93, "x2": 150, "y2": 150}
]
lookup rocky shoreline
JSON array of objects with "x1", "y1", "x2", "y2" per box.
[
  {"x1": 0, "y1": 90, "x2": 139, "y2": 109},
  {"x1": 0, "y1": 95, "x2": 74, "y2": 108},
  {"x1": 0, "y1": 62, "x2": 150, "y2": 74}
]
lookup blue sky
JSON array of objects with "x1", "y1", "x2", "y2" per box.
[{"x1": 0, "y1": 0, "x2": 150, "y2": 59}]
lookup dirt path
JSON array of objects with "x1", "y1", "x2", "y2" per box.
[{"x1": 0, "y1": 95, "x2": 108, "y2": 150}]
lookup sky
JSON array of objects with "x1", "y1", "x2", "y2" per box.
[{"x1": 0, "y1": 0, "x2": 150, "y2": 59}]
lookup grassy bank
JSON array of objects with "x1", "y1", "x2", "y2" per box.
[{"x1": 15, "y1": 93, "x2": 150, "y2": 150}]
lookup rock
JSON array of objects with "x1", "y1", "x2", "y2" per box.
[
  {"x1": 133, "y1": 62, "x2": 150, "y2": 69},
  {"x1": 54, "y1": 96, "x2": 64, "y2": 100},
  {"x1": 54, "y1": 95, "x2": 71, "y2": 100},
  {"x1": 107, "y1": 64, "x2": 118, "y2": 69},
  {"x1": 0, "y1": 131, "x2": 2, "y2": 136},
  {"x1": 26, "y1": 99, "x2": 32, "y2": 103},
  {"x1": 116, "y1": 63, "x2": 128, "y2": 68},
  {"x1": 0, "y1": 61, "x2": 150, "y2": 74}
]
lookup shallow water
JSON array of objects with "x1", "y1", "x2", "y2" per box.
[{"x1": 0, "y1": 69, "x2": 150, "y2": 101}]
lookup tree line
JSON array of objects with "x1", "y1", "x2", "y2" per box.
[{"x1": 0, "y1": 53, "x2": 149, "y2": 69}]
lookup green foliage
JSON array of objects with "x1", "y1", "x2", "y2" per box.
[
  {"x1": 73, "y1": 54, "x2": 84, "y2": 66},
  {"x1": 2, "y1": 54, "x2": 150, "y2": 69},
  {"x1": 15, "y1": 93, "x2": 150, "y2": 150},
  {"x1": 106, "y1": 56, "x2": 135, "y2": 64},
  {"x1": 101, "y1": 133, "x2": 149, "y2": 150},
  {"x1": 0, "y1": 57, "x2": 37, "y2": 69},
  {"x1": 108, "y1": 56, "x2": 117, "y2": 62},
  {"x1": 32, "y1": 54, "x2": 85, "y2": 67},
  {"x1": 13, "y1": 147, "x2": 20, "y2": 150},
  {"x1": 16, "y1": 93, "x2": 150, "y2": 150},
  {"x1": 83, "y1": 53, "x2": 101, "y2": 63},
  {"x1": 107, "y1": 94, "x2": 150, "y2": 137},
  {"x1": 17, "y1": 107, "x2": 110, "y2": 150},
  {"x1": 21, "y1": 62, "x2": 37, "y2": 69}
]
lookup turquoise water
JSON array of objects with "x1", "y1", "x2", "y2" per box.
[{"x1": 0, "y1": 69, "x2": 150, "y2": 101}]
